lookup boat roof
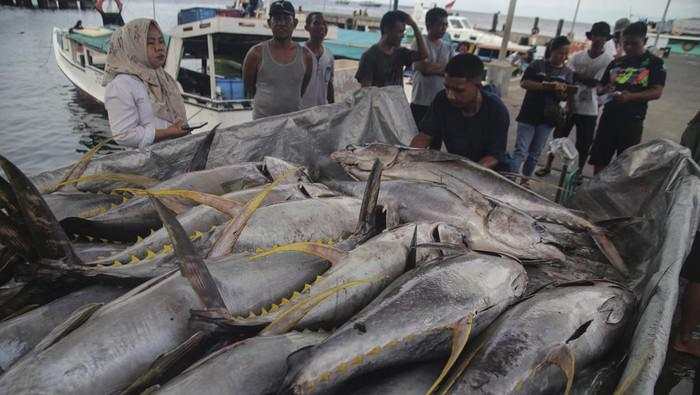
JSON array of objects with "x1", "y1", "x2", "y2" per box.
[
  {"x1": 67, "y1": 28, "x2": 114, "y2": 53},
  {"x1": 66, "y1": 28, "x2": 171, "y2": 54}
]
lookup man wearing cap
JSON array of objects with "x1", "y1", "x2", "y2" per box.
[
  {"x1": 604, "y1": 18, "x2": 630, "y2": 59},
  {"x1": 243, "y1": 0, "x2": 313, "y2": 119},
  {"x1": 537, "y1": 22, "x2": 614, "y2": 180}
]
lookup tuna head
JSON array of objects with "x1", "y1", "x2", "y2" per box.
[{"x1": 330, "y1": 144, "x2": 401, "y2": 174}]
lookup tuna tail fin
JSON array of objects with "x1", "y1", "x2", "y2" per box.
[
  {"x1": 186, "y1": 126, "x2": 219, "y2": 173},
  {"x1": 120, "y1": 332, "x2": 211, "y2": 395},
  {"x1": 0, "y1": 154, "x2": 81, "y2": 266},
  {"x1": 150, "y1": 196, "x2": 228, "y2": 311},
  {"x1": 589, "y1": 229, "x2": 629, "y2": 277},
  {"x1": 352, "y1": 159, "x2": 384, "y2": 243},
  {"x1": 427, "y1": 313, "x2": 475, "y2": 395}
]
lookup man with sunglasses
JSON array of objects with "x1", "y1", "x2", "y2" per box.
[
  {"x1": 243, "y1": 0, "x2": 313, "y2": 119},
  {"x1": 410, "y1": 54, "x2": 509, "y2": 170}
]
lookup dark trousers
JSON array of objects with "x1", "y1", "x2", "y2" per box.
[
  {"x1": 589, "y1": 110, "x2": 644, "y2": 167},
  {"x1": 554, "y1": 114, "x2": 597, "y2": 169},
  {"x1": 410, "y1": 103, "x2": 430, "y2": 130}
]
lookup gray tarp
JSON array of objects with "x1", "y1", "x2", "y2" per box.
[
  {"x1": 571, "y1": 139, "x2": 700, "y2": 393},
  {"x1": 29, "y1": 87, "x2": 417, "y2": 192},
  {"x1": 27, "y1": 84, "x2": 700, "y2": 392}
]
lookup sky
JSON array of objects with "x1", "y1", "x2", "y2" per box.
[{"x1": 437, "y1": 0, "x2": 700, "y2": 23}]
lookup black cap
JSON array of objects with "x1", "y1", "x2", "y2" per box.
[
  {"x1": 269, "y1": 0, "x2": 295, "y2": 17},
  {"x1": 586, "y1": 22, "x2": 612, "y2": 40}
]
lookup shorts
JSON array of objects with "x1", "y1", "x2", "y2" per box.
[
  {"x1": 410, "y1": 103, "x2": 430, "y2": 129},
  {"x1": 588, "y1": 110, "x2": 644, "y2": 167},
  {"x1": 681, "y1": 233, "x2": 700, "y2": 283}
]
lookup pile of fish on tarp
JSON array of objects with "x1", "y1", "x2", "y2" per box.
[{"x1": 0, "y1": 87, "x2": 698, "y2": 395}]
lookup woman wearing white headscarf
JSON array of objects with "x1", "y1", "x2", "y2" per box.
[{"x1": 103, "y1": 18, "x2": 188, "y2": 148}]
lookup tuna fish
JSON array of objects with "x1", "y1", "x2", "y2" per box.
[
  {"x1": 329, "y1": 179, "x2": 566, "y2": 262},
  {"x1": 280, "y1": 251, "x2": 528, "y2": 394},
  {"x1": 60, "y1": 162, "x2": 271, "y2": 242},
  {"x1": 0, "y1": 285, "x2": 126, "y2": 371},
  {"x1": 154, "y1": 331, "x2": 328, "y2": 395},
  {"x1": 331, "y1": 143, "x2": 628, "y2": 275},
  {"x1": 443, "y1": 281, "x2": 635, "y2": 394}
]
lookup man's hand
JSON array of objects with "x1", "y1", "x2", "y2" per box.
[
  {"x1": 410, "y1": 133, "x2": 432, "y2": 149},
  {"x1": 612, "y1": 91, "x2": 631, "y2": 103},
  {"x1": 404, "y1": 14, "x2": 419, "y2": 28}
]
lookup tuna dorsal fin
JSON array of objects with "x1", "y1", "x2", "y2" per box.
[
  {"x1": 186, "y1": 126, "x2": 218, "y2": 173},
  {"x1": 251, "y1": 242, "x2": 347, "y2": 266},
  {"x1": 207, "y1": 170, "x2": 292, "y2": 259},
  {"x1": 519, "y1": 344, "x2": 575, "y2": 395},
  {"x1": 261, "y1": 279, "x2": 369, "y2": 336},
  {"x1": 0, "y1": 154, "x2": 81, "y2": 266},
  {"x1": 426, "y1": 313, "x2": 475, "y2": 395},
  {"x1": 33, "y1": 303, "x2": 103, "y2": 352},
  {"x1": 353, "y1": 159, "x2": 383, "y2": 241},
  {"x1": 151, "y1": 197, "x2": 227, "y2": 311},
  {"x1": 120, "y1": 331, "x2": 209, "y2": 395},
  {"x1": 118, "y1": 188, "x2": 243, "y2": 218}
]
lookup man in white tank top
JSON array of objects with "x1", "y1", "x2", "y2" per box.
[
  {"x1": 301, "y1": 12, "x2": 335, "y2": 109},
  {"x1": 243, "y1": 1, "x2": 313, "y2": 119}
]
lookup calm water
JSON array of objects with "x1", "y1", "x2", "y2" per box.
[{"x1": 0, "y1": 1, "x2": 591, "y2": 175}]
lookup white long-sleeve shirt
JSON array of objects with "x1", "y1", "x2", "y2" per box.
[{"x1": 104, "y1": 74, "x2": 172, "y2": 148}]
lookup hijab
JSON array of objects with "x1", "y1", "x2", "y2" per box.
[{"x1": 103, "y1": 18, "x2": 187, "y2": 124}]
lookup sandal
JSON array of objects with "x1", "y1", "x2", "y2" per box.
[{"x1": 535, "y1": 167, "x2": 551, "y2": 177}]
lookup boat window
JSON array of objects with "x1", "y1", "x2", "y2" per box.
[
  {"x1": 450, "y1": 19, "x2": 463, "y2": 29},
  {"x1": 458, "y1": 18, "x2": 472, "y2": 29},
  {"x1": 178, "y1": 35, "x2": 212, "y2": 98},
  {"x1": 177, "y1": 33, "x2": 255, "y2": 101}
]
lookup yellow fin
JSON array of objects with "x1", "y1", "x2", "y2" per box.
[
  {"x1": 261, "y1": 279, "x2": 369, "y2": 336},
  {"x1": 251, "y1": 242, "x2": 347, "y2": 266},
  {"x1": 280, "y1": 298, "x2": 290, "y2": 305},
  {"x1": 112, "y1": 260, "x2": 123, "y2": 267},
  {"x1": 190, "y1": 231, "x2": 204, "y2": 241},
  {"x1": 130, "y1": 255, "x2": 140, "y2": 264},
  {"x1": 270, "y1": 304, "x2": 279, "y2": 312},
  {"x1": 136, "y1": 235, "x2": 143, "y2": 243},
  {"x1": 303, "y1": 283, "x2": 311, "y2": 292},
  {"x1": 161, "y1": 244, "x2": 173, "y2": 254},
  {"x1": 260, "y1": 307, "x2": 268, "y2": 315},
  {"x1": 145, "y1": 249, "x2": 157, "y2": 260},
  {"x1": 427, "y1": 313, "x2": 475, "y2": 395}
]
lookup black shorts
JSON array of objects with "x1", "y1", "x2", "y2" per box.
[
  {"x1": 588, "y1": 110, "x2": 644, "y2": 167},
  {"x1": 410, "y1": 103, "x2": 430, "y2": 129},
  {"x1": 682, "y1": 233, "x2": 700, "y2": 282}
]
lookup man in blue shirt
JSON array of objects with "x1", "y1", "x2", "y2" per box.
[{"x1": 410, "y1": 54, "x2": 510, "y2": 169}]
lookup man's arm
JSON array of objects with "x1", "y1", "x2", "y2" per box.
[
  {"x1": 405, "y1": 15, "x2": 428, "y2": 62},
  {"x1": 479, "y1": 99, "x2": 510, "y2": 169},
  {"x1": 355, "y1": 51, "x2": 374, "y2": 88},
  {"x1": 615, "y1": 85, "x2": 664, "y2": 103},
  {"x1": 242, "y1": 45, "x2": 261, "y2": 98},
  {"x1": 115, "y1": 0, "x2": 123, "y2": 11},
  {"x1": 95, "y1": 0, "x2": 104, "y2": 13},
  {"x1": 301, "y1": 48, "x2": 314, "y2": 97},
  {"x1": 414, "y1": 61, "x2": 445, "y2": 76}
]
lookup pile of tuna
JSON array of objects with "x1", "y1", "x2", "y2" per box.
[{"x1": 0, "y1": 143, "x2": 638, "y2": 394}]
